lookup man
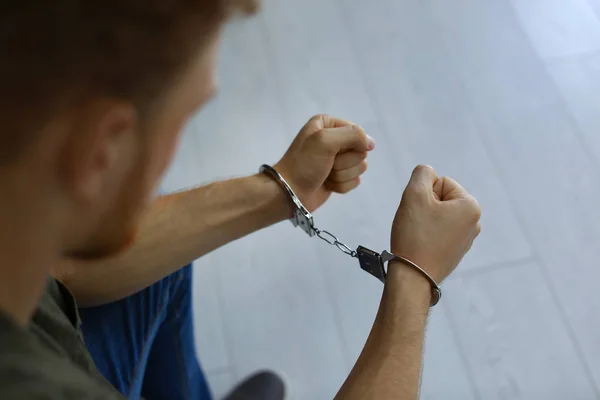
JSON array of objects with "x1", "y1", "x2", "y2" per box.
[{"x1": 0, "y1": 1, "x2": 481, "y2": 400}]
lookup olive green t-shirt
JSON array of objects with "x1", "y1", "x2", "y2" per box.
[{"x1": 0, "y1": 278, "x2": 125, "y2": 399}]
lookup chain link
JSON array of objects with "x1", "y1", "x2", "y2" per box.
[
  {"x1": 259, "y1": 164, "x2": 359, "y2": 259},
  {"x1": 313, "y1": 227, "x2": 357, "y2": 258}
]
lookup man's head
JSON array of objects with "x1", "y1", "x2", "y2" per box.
[{"x1": 0, "y1": 0, "x2": 256, "y2": 259}]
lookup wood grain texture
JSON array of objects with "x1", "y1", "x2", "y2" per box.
[
  {"x1": 421, "y1": 307, "x2": 479, "y2": 400},
  {"x1": 547, "y1": 52, "x2": 600, "y2": 166},
  {"x1": 429, "y1": 0, "x2": 600, "y2": 394},
  {"x1": 444, "y1": 264, "x2": 596, "y2": 399},
  {"x1": 162, "y1": 18, "x2": 290, "y2": 189},
  {"x1": 336, "y1": 0, "x2": 532, "y2": 272},
  {"x1": 192, "y1": 255, "x2": 231, "y2": 372},
  {"x1": 206, "y1": 369, "x2": 236, "y2": 400},
  {"x1": 158, "y1": 0, "x2": 600, "y2": 398},
  {"x1": 259, "y1": 0, "x2": 378, "y2": 131},
  {"x1": 509, "y1": 0, "x2": 600, "y2": 59},
  {"x1": 215, "y1": 225, "x2": 349, "y2": 400},
  {"x1": 592, "y1": 0, "x2": 600, "y2": 22}
]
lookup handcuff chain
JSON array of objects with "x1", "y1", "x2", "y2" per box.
[
  {"x1": 259, "y1": 164, "x2": 441, "y2": 307},
  {"x1": 313, "y1": 227, "x2": 358, "y2": 258},
  {"x1": 259, "y1": 164, "x2": 357, "y2": 259}
]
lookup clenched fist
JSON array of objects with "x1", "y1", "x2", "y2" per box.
[
  {"x1": 274, "y1": 115, "x2": 375, "y2": 212},
  {"x1": 391, "y1": 165, "x2": 481, "y2": 283}
]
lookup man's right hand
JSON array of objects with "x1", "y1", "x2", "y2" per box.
[{"x1": 390, "y1": 165, "x2": 481, "y2": 284}]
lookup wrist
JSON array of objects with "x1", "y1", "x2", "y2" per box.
[
  {"x1": 383, "y1": 261, "x2": 431, "y2": 317},
  {"x1": 253, "y1": 172, "x2": 294, "y2": 225},
  {"x1": 377, "y1": 272, "x2": 429, "y2": 338}
]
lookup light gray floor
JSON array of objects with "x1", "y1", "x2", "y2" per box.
[{"x1": 160, "y1": 1, "x2": 600, "y2": 399}]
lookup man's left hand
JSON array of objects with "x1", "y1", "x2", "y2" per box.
[{"x1": 274, "y1": 114, "x2": 375, "y2": 213}]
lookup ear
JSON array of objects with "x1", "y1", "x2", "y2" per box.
[{"x1": 59, "y1": 99, "x2": 138, "y2": 205}]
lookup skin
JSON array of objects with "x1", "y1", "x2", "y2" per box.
[
  {"x1": 52, "y1": 115, "x2": 377, "y2": 306},
  {"x1": 1, "y1": 19, "x2": 481, "y2": 400},
  {"x1": 335, "y1": 165, "x2": 481, "y2": 399},
  {"x1": 0, "y1": 31, "x2": 221, "y2": 326}
]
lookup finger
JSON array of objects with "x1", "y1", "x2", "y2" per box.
[
  {"x1": 306, "y1": 114, "x2": 356, "y2": 130},
  {"x1": 329, "y1": 160, "x2": 368, "y2": 183},
  {"x1": 333, "y1": 151, "x2": 367, "y2": 171},
  {"x1": 406, "y1": 165, "x2": 438, "y2": 198},
  {"x1": 326, "y1": 177, "x2": 361, "y2": 194},
  {"x1": 317, "y1": 125, "x2": 375, "y2": 153},
  {"x1": 432, "y1": 176, "x2": 469, "y2": 201}
]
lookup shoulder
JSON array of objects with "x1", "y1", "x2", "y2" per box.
[{"x1": 0, "y1": 347, "x2": 124, "y2": 400}]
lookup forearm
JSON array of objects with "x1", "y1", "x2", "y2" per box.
[
  {"x1": 53, "y1": 173, "x2": 290, "y2": 306},
  {"x1": 335, "y1": 265, "x2": 430, "y2": 400}
]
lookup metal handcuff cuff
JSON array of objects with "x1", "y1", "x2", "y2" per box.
[{"x1": 260, "y1": 164, "x2": 442, "y2": 307}]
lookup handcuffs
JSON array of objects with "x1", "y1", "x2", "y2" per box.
[{"x1": 260, "y1": 164, "x2": 442, "y2": 307}]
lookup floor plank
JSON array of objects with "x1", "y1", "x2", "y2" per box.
[
  {"x1": 215, "y1": 225, "x2": 349, "y2": 400},
  {"x1": 547, "y1": 52, "x2": 600, "y2": 165},
  {"x1": 422, "y1": 306, "x2": 479, "y2": 400},
  {"x1": 509, "y1": 0, "x2": 600, "y2": 59},
  {"x1": 591, "y1": 0, "x2": 600, "y2": 21},
  {"x1": 336, "y1": 0, "x2": 532, "y2": 271},
  {"x1": 259, "y1": 0, "x2": 378, "y2": 131},
  {"x1": 429, "y1": 0, "x2": 600, "y2": 394},
  {"x1": 445, "y1": 264, "x2": 596, "y2": 399},
  {"x1": 162, "y1": 17, "x2": 290, "y2": 188},
  {"x1": 206, "y1": 369, "x2": 236, "y2": 400},
  {"x1": 191, "y1": 255, "x2": 231, "y2": 372},
  {"x1": 161, "y1": 1, "x2": 600, "y2": 398}
]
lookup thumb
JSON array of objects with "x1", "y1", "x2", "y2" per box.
[
  {"x1": 319, "y1": 125, "x2": 375, "y2": 153},
  {"x1": 407, "y1": 164, "x2": 438, "y2": 198}
]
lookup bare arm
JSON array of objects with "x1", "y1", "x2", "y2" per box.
[
  {"x1": 53, "y1": 115, "x2": 375, "y2": 307},
  {"x1": 335, "y1": 266, "x2": 430, "y2": 400},
  {"x1": 336, "y1": 165, "x2": 481, "y2": 399},
  {"x1": 53, "y1": 173, "x2": 290, "y2": 306}
]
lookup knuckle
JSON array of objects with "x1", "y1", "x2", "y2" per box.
[
  {"x1": 312, "y1": 128, "x2": 327, "y2": 143},
  {"x1": 361, "y1": 160, "x2": 368, "y2": 173},
  {"x1": 330, "y1": 171, "x2": 344, "y2": 183},
  {"x1": 309, "y1": 114, "x2": 329, "y2": 127},
  {"x1": 312, "y1": 113, "x2": 329, "y2": 121},
  {"x1": 352, "y1": 123, "x2": 366, "y2": 136},
  {"x1": 466, "y1": 197, "x2": 482, "y2": 222},
  {"x1": 331, "y1": 183, "x2": 344, "y2": 193},
  {"x1": 342, "y1": 180, "x2": 359, "y2": 193},
  {"x1": 415, "y1": 164, "x2": 434, "y2": 174},
  {"x1": 332, "y1": 159, "x2": 345, "y2": 170}
]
